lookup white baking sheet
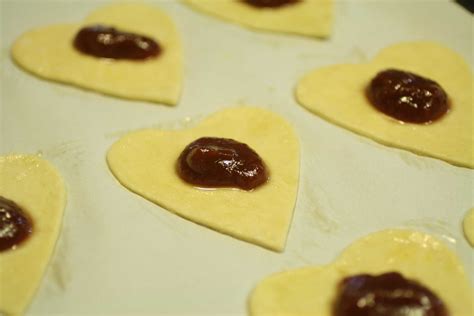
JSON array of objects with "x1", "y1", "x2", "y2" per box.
[{"x1": 1, "y1": 0, "x2": 473, "y2": 315}]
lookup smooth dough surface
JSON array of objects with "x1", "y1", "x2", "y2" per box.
[
  {"x1": 463, "y1": 208, "x2": 474, "y2": 247},
  {"x1": 12, "y1": 3, "x2": 182, "y2": 105},
  {"x1": 296, "y1": 42, "x2": 474, "y2": 168},
  {"x1": 0, "y1": 155, "x2": 66, "y2": 315},
  {"x1": 107, "y1": 106, "x2": 299, "y2": 251},
  {"x1": 249, "y1": 229, "x2": 474, "y2": 316},
  {"x1": 183, "y1": 0, "x2": 333, "y2": 38}
]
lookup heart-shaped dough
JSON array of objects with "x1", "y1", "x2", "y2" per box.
[
  {"x1": 249, "y1": 229, "x2": 473, "y2": 315},
  {"x1": 107, "y1": 106, "x2": 299, "y2": 251},
  {"x1": 296, "y1": 42, "x2": 474, "y2": 168},
  {"x1": 0, "y1": 154, "x2": 66, "y2": 315},
  {"x1": 12, "y1": 3, "x2": 182, "y2": 105},
  {"x1": 183, "y1": 0, "x2": 333, "y2": 38}
]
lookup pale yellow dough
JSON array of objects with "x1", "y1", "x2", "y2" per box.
[
  {"x1": 0, "y1": 155, "x2": 66, "y2": 315},
  {"x1": 12, "y1": 3, "x2": 182, "y2": 105},
  {"x1": 463, "y1": 207, "x2": 474, "y2": 247},
  {"x1": 296, "y1": 42, "x2": 474, "y2": 168},
  {"x1": 107, "y1": 106, "x2": 299, "y2": 251},
  {"x1": 183, "y1": 0, "x2": 333, "y2": 38},
  {"x1": 249, "y1": 229, "x2": 474, "y2": 316}
]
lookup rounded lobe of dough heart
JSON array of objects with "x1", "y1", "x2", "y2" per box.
[
  {"x1": 462, "y1": 208, "x2": 474, "y2": 247},
  {"x1": 11, "y1": 3, "x2": 182, "y2": 105},
  {"x1": 296, "y1": 42, "x2": 474, "y2": 168},
  {"x1": 183, "y1": 0, "x2": 333, "y2": 38},
  {"x1": 248, "y1": 229, "x2": 474, "y2": 316},
  {"x1": 107, "y1": 106, "x2": 300, "y2": 252},
  {"x1": 0, "y1": 154, "x2": 66, "y2": 315}
]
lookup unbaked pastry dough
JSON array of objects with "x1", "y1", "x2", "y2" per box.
[
  {"x1": 249, "y1": 229, "x2": 473, "y2": 316},
  {"x1": 296, "y1": 42, "x2": 474, "y2": 168},
  {"x1": 107, "y1": 106, "x2": 299, "y2": 251},
  {"x1": 12, "y1": 3, "x2": 182, "y2": 105},
  {"x1": 463, "y1": 207, "x2": 474, "y2": 247},
  {"x1": 0, "y1": 154, "x2": 66, "y2": 315},
  {"x1": 183, "y1": 0, "x2": 333, "y2": 38}
]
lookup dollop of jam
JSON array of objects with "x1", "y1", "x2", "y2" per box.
[
  {"x1": 241, "y1": 0, "x2": 301, "y2": 8},
  {"x1": 333, "y1": 272, "x2": 449, "y2": 316},
  {"x1": 0, "y1": 196, "x2": 33, "y2": 252},
  {"x1": 367, "y1": 69, "x2": 449, "y2": 124},
  {"x1": 73, "y1": 25, "x2": 161, "y2": 60},
  {"x1": 177, "y1": 137, "x2": 268, "y2": 190}
]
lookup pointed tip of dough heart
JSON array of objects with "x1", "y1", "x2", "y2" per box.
[
  {"x1": 11, "y1": 3, "x2": 182, "y2": 106},
  {"x1": 106, "y1": 105, "x2": 300, "y2": 252},
  {"x1": 0, "y1": 154, "x2": 66, "y2": 315}
]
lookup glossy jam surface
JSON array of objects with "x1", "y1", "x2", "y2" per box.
[
  {"x1": 367, "y1": 69, "x2": 449, "y2": 124},
  {"x1": 333, "y1": 272, "x2": 449, "y2": 316},
  {"x1": 73, "y1": 25, "x2": 161, "y2": 60},
  {"x1": 0, "y1": 196, "x2": 33, "y2": 252},
  {"x1": 177, "y1": 137, "x2": 268, "y2": 190},
  {"x1": 241, "y1": 0, "x2": 301, "y2": 8}
]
